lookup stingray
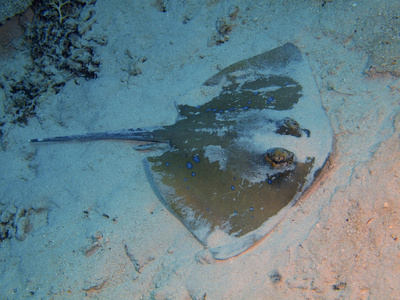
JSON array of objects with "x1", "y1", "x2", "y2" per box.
[{"x1": 30, "y1": 43, "x2": 333, "y2": 260}]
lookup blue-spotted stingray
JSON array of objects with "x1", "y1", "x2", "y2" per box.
[{"x1": 31, "y1": 43, "x2": 333, "y2": 260}]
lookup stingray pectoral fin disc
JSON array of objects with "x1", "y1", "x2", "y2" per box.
[{"x1": 147, "y1": 43, "x2": 333, "y2": 260}]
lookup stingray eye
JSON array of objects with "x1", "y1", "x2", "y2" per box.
[
  {"x1": 264, "y1": 147, "x2": 294, "y2": 168},
  {"x1": 276, "y1": 117, "x2": 302, "y2": 137}
]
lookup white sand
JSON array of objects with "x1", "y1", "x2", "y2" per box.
[{"x1": 1, "y1": 0, "x2": 399, "y2": 299}]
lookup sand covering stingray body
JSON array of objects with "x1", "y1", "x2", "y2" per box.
[{"x1": 31, "y1": 43, "x2": 333, "y2": 260}]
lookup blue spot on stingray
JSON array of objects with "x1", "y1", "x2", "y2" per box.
[
  {"x1": 243, "y1": 106, "x2": 250, "y2": 110},
  {"x1": 186, "y1": 162, "x2": 193, "y2": 169},
  {"x1": 191, "y1": 172, "x2": 196, "y2": 177},
  {"x1": 233, "y1": 177, "x2": 237, "y2": 181},
  {"x1": 195, "y1": 105, "x2": 201, "y2": 109},
  {"x1": 233, "y1": 210, "x2": 237, "y2": 215},
  {"x1": 193, "y1": 155, "x2": 200, "y2": 163},
  {"x1": 218, "y1": 110, "x2": 224, "y2": 113},
  {"x1": 184, "y1": 177, "x2": 188, "y2": 181},
  {"x1": 165, "y1": 162, "x2": 170, "y2": 166},
  {"x1": 250, "y1": 207, "x2": 254, "y2": 211},
  {"x1": 253, "y1": 91, "x2": 259, "y2": 95},
  {"x1": 230, "y1": 185, "x2": 235, "y2": 191},
  {"x1": 247, "y1": 100, "x2": 252, "y2": 104},
  {"x1": 206, "y1": 108, "x2": 212, "y2": 112},
  {"x1": 267, "y1": 96, "x2": 275, "y2": 103},
  {"x1": 229, "y1": 107, "x2": 236, "y2": 111},
  {"x1": 212, "y1": 108, "x2": 218, "y2": 112},
  {"x1": 268, "y1": 179, "x2": 272, "y2": 184}
]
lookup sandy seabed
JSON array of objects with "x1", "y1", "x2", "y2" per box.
[{"x1": 0, "y1": 0, "x2": 399, "y2": 299}]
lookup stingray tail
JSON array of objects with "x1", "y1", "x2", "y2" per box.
[{"x1": 29, "y1": 127, "x2": 170, "y2": 143}]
